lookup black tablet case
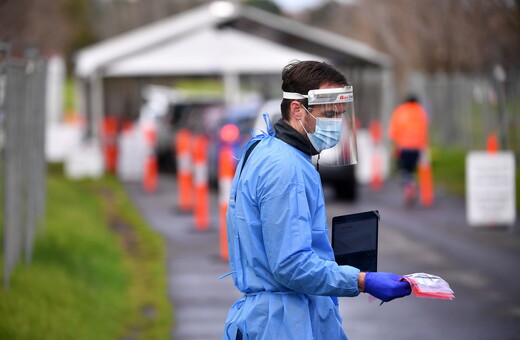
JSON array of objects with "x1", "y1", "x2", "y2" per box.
[{"x1": 332, "y1": 210, "x2": 379, "y2": 272}]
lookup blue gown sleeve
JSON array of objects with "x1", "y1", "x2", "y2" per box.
[{"x1": 258, "y1": 162, "x2": 360, "y2": 297}]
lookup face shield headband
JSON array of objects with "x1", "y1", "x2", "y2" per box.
[
  {"x1": 283, "y1": 86, "x2": 354, "y2": 105},
  {"x1": 283, "y1": 86, "x2": 358, "y2": 166}
]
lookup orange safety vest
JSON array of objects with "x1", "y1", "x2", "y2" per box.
[{"x1": 388, "y1": 102, "x2": 429, "y2": 149}]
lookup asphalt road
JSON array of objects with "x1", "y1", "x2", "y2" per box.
[{"x1": 126, "y1": 174, "x2": 520, "y2": 340}]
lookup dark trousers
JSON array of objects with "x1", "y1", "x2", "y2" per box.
[{"x1": 397, "y1": 149, "x2": 420, "y2": 183}]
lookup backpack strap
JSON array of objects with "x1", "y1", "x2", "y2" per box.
[
  {"x1": 234, "y1": 140, "x2": 261, "y2": 201},
  {"x1": 239, "y1": 140, "x2": 260, "y2": 177}
]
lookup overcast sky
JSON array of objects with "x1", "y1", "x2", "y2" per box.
[
  {"x1": 272, "y1": 0, "x2": 324, "y2": 13},
  {"x1": 271, "y1": 0, "x2": 357, "y2": 13}
]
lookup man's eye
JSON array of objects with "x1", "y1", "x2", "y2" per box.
[{"x1": 324, "y1": 111, "x2": 341, "y2": 118}]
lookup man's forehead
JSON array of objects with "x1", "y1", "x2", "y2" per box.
[{"x1": 313, "y1": 102, "x2": 348, "y2": 110}]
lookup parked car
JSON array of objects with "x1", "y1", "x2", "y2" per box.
[
  {"x1": 137, "y1": 85, "x2": 226, "y2": 173},
  {"x1": 156, "y1": 101, "x2": 226, "y2": 173},
  {"x1": 253, "y1": 99, "x2": 357, "y2": 201}
]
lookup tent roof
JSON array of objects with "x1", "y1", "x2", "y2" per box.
[
  {"x1": 104, "y1": 27, "x2": 325, "y2": 76},
  {"x1": 75, "y1": 2, "x2": 391, "y2": 78}
]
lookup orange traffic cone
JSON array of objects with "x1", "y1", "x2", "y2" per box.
[
  {"x1": 486, "y1": 132, "x2": 499, "y2": 153},
  {"x1": 102, "y1": 116, "x2": 119, "y2": 174},
  {"x1": 143, "y1": 122, "x2": 158, "y2": 193},
  {"x1": 418, "y1": 150, "x2": 434, "y2": 207},
  {"x1": 218, "y1": 144, "x2": 236, "y2": 261},
  {"x1": 192, "y1": 135, "x2": 210, "y2": 231},
  {"x1": 176, "y1": 129, "x2": 193, "y2": 212},
  {"x1": 370, "y1": 150, "x2": 383, "y2": 191},
  {"x1": 369, "y1": 120, "x2": 383, "y2": 191}
]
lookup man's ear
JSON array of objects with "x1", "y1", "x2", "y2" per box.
[{"x1": 290, "y1": 101, "x2": 303, "y2": 120}]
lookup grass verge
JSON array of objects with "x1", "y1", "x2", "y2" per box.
[
  {"x1": 431, "y1": 147, "x2": 519, "y2": 210},
  {"x1": 0, "y1": 165, "x2": 172, "y2": 340}
]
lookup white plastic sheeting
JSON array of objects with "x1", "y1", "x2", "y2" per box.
[
  {"x1": 117, "y1": 126, "x2": 147, "y2": 182},
  {"x1": 355, "y1": 129, "x2": 390, "y2": 185},
  {"x1": 64, "y1": 141, "x2": 105, "y2": 179},
  {"x1": 45, "y1": 123, "x2": 83, "y2": 162}
]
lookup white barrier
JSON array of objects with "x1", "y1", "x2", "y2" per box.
[{"x1": 466, "y1": 151, "x2": 516, "y2": 227}]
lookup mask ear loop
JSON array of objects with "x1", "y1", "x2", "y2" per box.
[
  {"x1": 299, "y1": 109, "x2": 322, "y2": 167},
  {"x1": 300, "y1": 105, "x2": 320, "y2": 159},
  {"x1": 298, "y1": 119, "x2": 309, "y2": 134},
  {"x1": 301, "y1": 105, "x2": 318, "y2": 120},
  {"x1": 298, "y1": 103, "x2": 314, "y2": 135}
]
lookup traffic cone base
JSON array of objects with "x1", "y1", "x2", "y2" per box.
[
  {"x1": 220, "y1": 204, "x2": 229, "y2": 261},
  {"x1": 418, "y1": 163, "x2": 434, "y2": 207},
  {"x1": 176, "y1": 129, "x2": 193, "y2": 212},
  {"x1": 218, "y1": 145, "x2": 236, "y2": 261},
  {"x1": 142, "y1": 122, "x2": 158, "y2": 193},
  {"x1": 193, "y1": 135, "x2": 210, "y2": 231}
]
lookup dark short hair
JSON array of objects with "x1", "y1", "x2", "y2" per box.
[
  {"x1": 280, "y1": 60, "x2": 349, "y2": 120},
  {"x1": 405, "y1": 94, "x2": 419, "y2": 103}
]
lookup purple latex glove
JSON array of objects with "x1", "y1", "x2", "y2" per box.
[{"x1": 364, "y1": 272, "x2": 412, "y2": 302}]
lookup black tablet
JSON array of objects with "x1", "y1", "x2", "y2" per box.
[{"x1": 331, "y1": 210, "x2": 379, "y2": 272}]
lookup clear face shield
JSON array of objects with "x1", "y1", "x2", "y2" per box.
[{"x1": 283, "y1": 86, "x2": 358, "y2": 166}]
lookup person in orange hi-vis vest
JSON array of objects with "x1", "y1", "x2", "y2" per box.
[{"x1": 388, "y1": 94, "x2": 430, "y2": 206}]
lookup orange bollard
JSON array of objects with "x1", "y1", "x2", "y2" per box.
[
  {"x1": 418, "y1": 151, "x2": 434, "y2": 207},
  {"x1": 370, "y1": 151, "x2": 383, "y2": 191},
  {"x1": 218, "y1": 144, "x2": 236, "y2": 261},
  {"x1": 176, "y1": 129, "x2": 193, "y2": 212},
  {"x1": 102, "y1": 116, "x2": 119, "y2": 174},
  {"x1": 192, "y1": 135, "x2": 210, "y2": 231},
  {"x1": 369, "y1": 120, "x2": 383, "y2": 191},
  {"x1": 143, "y1": 122, "x2": 158, "y2": 193},
  {"x1": 486, "y1": 132, "x2": 499, "y2": 153},
  {"x1": 369, "y1": 119, "x2": 383, "y2": 144}
]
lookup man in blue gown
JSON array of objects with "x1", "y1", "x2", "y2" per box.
[{"x1": 222, "y1": 60, "x2": 411, "y2": 340}]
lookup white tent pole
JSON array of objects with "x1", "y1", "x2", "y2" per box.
[
  {"x1": 381, "y1": 67, "x2": 395, "y2": 132},
  {"x1": 74, "y1": 77, "x2": 86, "y2": 123},
  {"x1": 223, "y1": 72, "x2": 240, "y2": 106},
  {"x1": 45, "y1": 55, "x2": 65, "y2": 125},
  {"x1": 89, "y1": 71, "x2": 104, "y2": 142}
]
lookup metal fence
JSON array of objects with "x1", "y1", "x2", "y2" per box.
[
  {"x1": 0, "y1": 43, "x2": 47, "y2": 289},
  {"x1": 405, "y1": 69, "x2": 519, "y2": 158}
]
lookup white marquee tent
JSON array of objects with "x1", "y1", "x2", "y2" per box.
[{"x1": 74, "y1": 1, "x2": 393, "y2": 139}]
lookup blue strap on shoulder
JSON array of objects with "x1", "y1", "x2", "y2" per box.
[
  {"x1": 234, "y1": 112, "x2": 275, "y2": 162},
  {"x1": 250, "y1": 112, "x2": 275, "y2": 138}
]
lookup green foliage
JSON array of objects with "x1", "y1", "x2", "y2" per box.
[
  {"x1": 0, "y1": 169, "x2": 172, "y2": 340},
  {"x1": 431, "y1": 147, "x2": 467, "y2": 196},
  {"x1": 243, "y1": 0, "x2": 282, "y2": 14},
  {"x1": 64, "y1": 77, "x2": 76, "y2": 114},
  {"x1": 172, "y1": 78, "x2": 225, "y2": 96}
]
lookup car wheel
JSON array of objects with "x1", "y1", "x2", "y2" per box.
[{"x1": 335, "y1": 180, "x2": 357, "y2": 201}]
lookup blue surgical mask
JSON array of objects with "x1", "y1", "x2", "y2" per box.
[{"x1": 299, "y1": 107, "x2": 343, "y2": 152}]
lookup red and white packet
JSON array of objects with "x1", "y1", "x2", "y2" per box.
[{"x1": 400, "y1": 273, "x2": 455, "y2": 300}]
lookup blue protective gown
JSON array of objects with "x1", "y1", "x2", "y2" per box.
[{"x1": 222, "y1": 123, "x2": 361, "y2": 340}]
